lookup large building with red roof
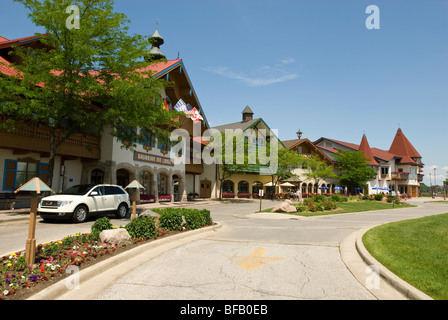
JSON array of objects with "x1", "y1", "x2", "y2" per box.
[
  {"x1": 313, "y1": 129, "x2": 423, "y2": 197},
  {"x1": 0, "y1": 29, "x2": 212, "y2": 208}
]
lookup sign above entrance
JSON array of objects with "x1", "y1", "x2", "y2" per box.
[{"x1": 134, "y1": 151, "x2": 174, "y2": 166}]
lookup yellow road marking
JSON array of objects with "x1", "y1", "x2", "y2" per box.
[{"x1": 233, "y1": 248, "x2": 284, "y2": 270}]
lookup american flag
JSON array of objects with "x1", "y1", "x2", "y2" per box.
[{"x1": 174, "y1": 99, "x2": 187, "y2": 112}]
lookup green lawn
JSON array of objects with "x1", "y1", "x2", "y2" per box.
[
  {"x1": 363, "y1": 213, "x2": 448, "y2": 300},
  {"x1": 261, "y1": 201, "x2": 415, "y2": 216}
]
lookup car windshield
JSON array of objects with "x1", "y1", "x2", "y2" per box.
[{"x1": 58, "y1": 185, "x2": 95, "y2": 195}]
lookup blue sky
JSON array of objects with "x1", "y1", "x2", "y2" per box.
[{"x1": 1, "y1": 0, "x2": 447, "y2": 186}]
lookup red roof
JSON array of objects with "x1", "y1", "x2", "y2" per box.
[
  {"x1": 358, "y1": 134, "x2": 379, "y2": 166},
  {"x1": 389, "y1": 128, "x2": 421, "y2": 161},
  {"x1": 0, "y1": 56, "x2": 19, "y2": 77},
  {"x1": 0, "y1": 34, "x2": 45, "y2": 49},
  {"x1": 140, "y1": 59, "x2": 182, "y2": 76},
  {"x1": 0, "y1": 36, "x2": 9, "y2": 43}
]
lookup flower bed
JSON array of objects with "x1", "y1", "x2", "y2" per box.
[
  {"x1": 237, "y1": 193, "x2": 250, "y2": 198},
  {"x1": 0, "y1": 209, "x2": 214, "y2": 300},
  {"x1": 140, "y1": 194, "x2": 156, "y2": 202},
  {"x1": 222, "y1": 192, "x2": 235, "y2": 198}
]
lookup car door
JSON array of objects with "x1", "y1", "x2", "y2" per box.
[
  {"x1": 88, "y1": 186, "x2": 106, "y2": 212},
  {"x1": 104, "y1": 186, "x2": 119, "y2": 211}
]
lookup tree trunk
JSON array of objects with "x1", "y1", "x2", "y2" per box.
[{"x1": 47, "y1": 126, "x2": 57, "y2": 188}]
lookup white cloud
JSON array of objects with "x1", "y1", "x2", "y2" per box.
[{"x1": 205, "y1": 59, "x2": 299, "y2": 87}]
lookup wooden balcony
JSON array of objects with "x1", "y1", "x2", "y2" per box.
[
  {"x1": 391, "y1": 172, "x2": 409, "y2": 180},
  {"x1": 417, "y1": 174, "x2": 424, "y2": 182},
  {"x1": 0, "y1": 124, "x2": 100, "y2": 160},
  {"x1": 185, "y1": 157, "x2": 204, "y2": 174}
]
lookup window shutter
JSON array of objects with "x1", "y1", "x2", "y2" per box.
[
  {"x1": 39, "y1": 163, "x2": 50, "y2": 185},
  {"x1": 3, "y1": 160, "x2": 17, "y2": 191}
]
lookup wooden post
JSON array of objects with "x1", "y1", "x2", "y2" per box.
[
  {"x1": 25, "y1": 194, "x2": 38, "y2": 266},
  {"x1": 131, "y1": 190, "x2": 137, "y2": 221}
]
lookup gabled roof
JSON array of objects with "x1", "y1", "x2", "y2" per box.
[
  {"x1": 212, "y1": 117, "x2": 285, "y2": 148},
  {"x1": 0, "y1": 35, "x2": 210, "y2": 129},
  {"x1": 358, "y1": 134, "x2": 379, "y2": 166},
  {"x1": 315, "y1": 136, "x2": 400, "y2": 164},
  {"x1": 283, "y1": 138, "x2": 334, "y2": 165},
  {"x1": 389, "y1": 128, "x2": 421, "y2": 160},
  {"x1": 212, "y1": 117, "x2": 261, "y2": 132}
]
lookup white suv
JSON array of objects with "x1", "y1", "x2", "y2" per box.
[{"x1": 38, "y1": 184, "x2": 130, "y2": 223}]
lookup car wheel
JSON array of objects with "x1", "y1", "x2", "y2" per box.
[
  {"x1": 116, "y1": 203, "x2": 128, "y2": 219},
  {"x1": 72, "y1": 205, "x2": 88, "y2": 223}
]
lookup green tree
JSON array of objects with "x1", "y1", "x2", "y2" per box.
[
  {"x1": 0, "y1": 0, "x2": 177, "y2": 187},
  {"x1": 268, "y1": 147, "x2": 306, "y2": 191},
  {"x1": 204, "y1": 130, "x2": 249, "y2": 200},
  {"x1": 304, "y1": 155, "x2": 336, "y2": 191},
  {"x1": 334, "y1": 149, "x2": 377, "y2": 194}
]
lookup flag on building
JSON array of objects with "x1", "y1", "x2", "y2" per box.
[
  {"x1": 174, "y1": 99, "x2": 187, "y2": 112},
  {"x1": 184, "y1": 104, "x2": 204, "y2": 123}
]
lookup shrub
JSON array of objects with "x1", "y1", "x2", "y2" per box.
[
  {"x1": 295, "y1": 203, "x2": 308, "y2": 212},
  {"x1": 331, "y1": 194, "x2": 341, "y2": 202},
  {"x1": 157, "y1": 209, "x2": 184, "y2": 231},
  {"x1": 155, "y1": 208, "x2": 213, "y2": 231},
  {"x1": 90, "y1": 217, "x2": 113, "y2": 240},
  {"x1": 314, "y1": 195, "x2": 326, "y2": 202},
  {"x1": 322, "y1": 199, "x2": 337, "y2": 210},
  {"x1": 374, "y1": 194, "x2": 384, "y2": 201},
  {"x1": 125, "y1": 217, "x2": 157, "y2": 239}
]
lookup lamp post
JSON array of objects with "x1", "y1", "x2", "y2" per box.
[
  {"x1": 125, "y1": 180, "x2": 145, "y2": 220},
  {"x1": 14, "y1": 178, "x2": 54, "y2": 266}
]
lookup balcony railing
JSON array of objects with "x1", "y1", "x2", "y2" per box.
[
  {"x1": 391, "y1": 172, "x2": 409, "y2": 180},
  {"x1": 0, "y1": 125, "x2": 100, "y2": 159}
]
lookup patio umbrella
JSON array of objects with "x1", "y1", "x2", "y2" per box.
[
  {"x1": 334, "y1": 187, "x2": 343, "y2": 190},
  {"x1": 319, "y1": 186, "x2": 328, "y2": 189},
  {"x1": 280, "y1": 182, "x2": 295, "y2": 187},
  {"x1": 264, "y1": 182, "x2": 274, "y2": 186}
]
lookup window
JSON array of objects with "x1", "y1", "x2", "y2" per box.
[
  {"x1": 3, "y1": 159, "x2": 47, "y2": 191},
  {"x1": 222, "y1": 180, "x2": 234, "y2": 193},
  {"x1": 252, "y1": 181, "x2": 263, "y2": 195},
  {"x1": 139, "y1": 171, "x2": 153, "y2": 195},
  {"x1": 91, "y1": 169, "x2": 104, "y2": 185},
  {"x1": 238, "y1": 181, "x2": 249, "y2": 194},
  {"x1": 105, "y1": 186, "x2": 125, "y2": 195},
  {"x1": 297, "y1": 147, "x2": 302, "y2": 154},
  {"x1": 158, "y1": 173, "x2": 168, "y2": 195},
  {"x1": 381, "y1": 167, "x2": 389, "y2": 175}
]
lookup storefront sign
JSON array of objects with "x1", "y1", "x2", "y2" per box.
[{"x1": 134, "y1": 151, "x2": 174, "y2": 166}]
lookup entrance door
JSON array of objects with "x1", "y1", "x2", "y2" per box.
[
  {"x1": 116, "y1": 169, "x2": 130, "y2": 189},
  {"x1": 200, "y1": 179, "x2": 212, "y2": 198}
]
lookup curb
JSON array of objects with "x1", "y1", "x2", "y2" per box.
[
  {"x1": 27, "y1": 222, "x2": 222, "y2": 300},
  {"x1": 354, "y1": 226, "x2": 433, "y2": 300}
]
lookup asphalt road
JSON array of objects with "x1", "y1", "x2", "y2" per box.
[
  {"x1": 74, "y1": 199, "x2": 448, "y2": 300},
  {"x1": 2, "y1": 198, "x2": 447, "y2": 300}
]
